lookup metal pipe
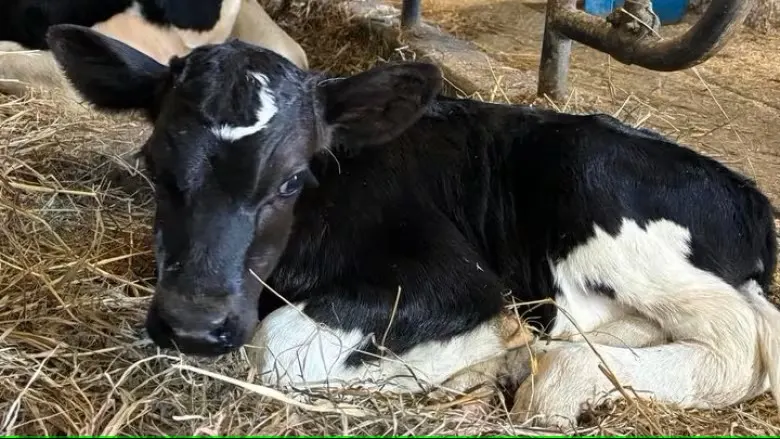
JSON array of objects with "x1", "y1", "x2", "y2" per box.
[
  {"x1": 537, "y1": 0, "x2": 753, "y2": 99},
  {"x1": 554, "y1": 0, "x2": 754, "y2": 71},
  {"x1": 401, "y1": 0, "x2": 422, "y2": 28},
  {"x1": 537, "y1": 0, "x2": 576, "y2": 99}
]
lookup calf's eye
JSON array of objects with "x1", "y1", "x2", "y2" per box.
[{"x1": 278, "y1": 173, "x2": 305, "y2": 197}]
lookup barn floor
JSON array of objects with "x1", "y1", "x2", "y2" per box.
[{"x1": 0, "y1": 0, "x2": 779, "y2": 436}]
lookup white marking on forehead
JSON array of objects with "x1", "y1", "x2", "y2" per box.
[{"x1": 211, "y1": 72, "x2": 278, "y2": 142}]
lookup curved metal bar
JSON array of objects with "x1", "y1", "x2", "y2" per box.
[
  {"x1": 538, "y1": 0, "x2": 754, "y2": 99},
  {"x1": 554, "y1": 0, "x2": 754, "y2": 71}
]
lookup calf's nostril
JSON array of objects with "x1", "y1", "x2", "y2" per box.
[{"x1": 209, "y1": 317, "x2": 233, "y2": 346}]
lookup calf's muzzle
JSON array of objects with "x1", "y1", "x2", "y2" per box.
[{"x1": 145, "y1": 282, "x2": 259, "y2": 356}]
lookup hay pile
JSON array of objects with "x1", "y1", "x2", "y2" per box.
[{"x1": 1, "y1": 0, "x2": 780, "y2": 436}]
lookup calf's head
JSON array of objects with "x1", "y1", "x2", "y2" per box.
[{"x1": 46, "y1": 24, "x2": 442, "y2": 356}]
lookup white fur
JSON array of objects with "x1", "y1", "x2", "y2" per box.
[
  {"x1": 211, "y1": 72, "x2": 277, "y2": 142},
  {"x1": 548, "y1": 272, "x2": 625, "y2": 340},
  {"x1": 740, "y1": 279, "x2": 764, "y2": 298},
  {"x1": 248, "y1": 301, "x2": 507, "y2": 392},
  {"x1": 513, "y1": 217, "x2": 775, "y2": 429}
]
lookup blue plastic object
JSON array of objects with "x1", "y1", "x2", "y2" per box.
[{"x1": 583, "y1": 0, "x2": 689, "y2": 24}]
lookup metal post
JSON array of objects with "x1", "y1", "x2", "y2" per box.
[
  {"x1": 401, "y1": 0, "x2": 421, "y2": 29},
  {"x1": 537, "y1": 0, "x2": 576, "y2": 100}
]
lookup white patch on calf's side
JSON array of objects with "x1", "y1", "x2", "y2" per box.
[
  {"x1": 211, "y1": 73, "x2": 277, "y2": 142},
  {"x1": 547, "y1": 277, "x2": 626, "y2": 340},
  {"x1": 513, "y1": 217, "x2": 775, "y2": 428},
  {"x1": 553, "y1": 218, "x2": 727, "y2": 314},
  {"x1": 248, "y1": 302, "x2": 508, "y2": 393},
  {"x1": 551, "y1": 217, "x2": 759, "y2": 352}
]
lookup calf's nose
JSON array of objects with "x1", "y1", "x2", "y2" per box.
[{"x1": 145, "y1": 305, "x2": 242, "y2": 356}]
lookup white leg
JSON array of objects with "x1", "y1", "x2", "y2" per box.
[
  {"x1": 435, "y1": 312, "x2": 535, "y2": 394},
  {"x1": 503, "y1": 315, "x2": 665, "y2": 406},
  {"x1": 247, "y1": 302, "x2": 521, "y2": 393},
  {"x1": 564, "y1": 314, "x2": 667, "y2": 348},
  {"x1": 512, "y1": 339, "x2": 768, "y2": 430}
]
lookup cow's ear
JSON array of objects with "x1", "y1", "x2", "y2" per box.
[
  {"x1": 317, "y1": 62, "x2": 442, "y2": 146},
  {"x1": 46, "y1": 24, "x2": 169, "y2": 117}
]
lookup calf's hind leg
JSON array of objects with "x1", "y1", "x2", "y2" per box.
[
  {"x1": 511, "y1": 218, "x2": 773, "y2": 429},
  {"x1": 561, "y1": 314, "x2": 667, "y2": 348}
]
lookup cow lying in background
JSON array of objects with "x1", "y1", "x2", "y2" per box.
[
  {"x1": 0, "y1": 0, "x2": 307, "y2": 108},
  {"x1": 44, "y1": 24, "x2": 779, "y2": 429}
]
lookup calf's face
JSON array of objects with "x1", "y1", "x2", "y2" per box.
[{"x1": 46, "y1": 24, "x2": 442, "y2": 356}]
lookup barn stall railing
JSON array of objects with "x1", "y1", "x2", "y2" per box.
[{"x1": 399, "y1": 0, "x2": 754, "y2": 100}]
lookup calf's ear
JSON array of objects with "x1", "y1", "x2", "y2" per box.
[
  {"x1": 45, "y1": 24, "x2": 169, "y2": 117},
  {"x1": 317, "y1": 62, "x2": 442, "y2": 146}
]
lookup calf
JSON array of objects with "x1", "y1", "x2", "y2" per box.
[
  {"x1": 0, "y1": 0, "x2": 307, "y2": 106},
  {"x1": 45, "y1": 24, "x2": 780, "y2": 429}
]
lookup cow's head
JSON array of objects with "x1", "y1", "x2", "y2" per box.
[{"x1": 46, "y1": 24, "x2": 442, "y2": 356}]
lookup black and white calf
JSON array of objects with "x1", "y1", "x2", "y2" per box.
[
  {"x1": 0, "y1": 0, "x2": 307, "y2": 104},
  {"x1": 45, "y1": 24, "x2": 779, "y2": 428}
]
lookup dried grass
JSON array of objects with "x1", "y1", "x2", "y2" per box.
[{"x1": 1, "y1": 0, "x2": 780, "y2": 436}]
